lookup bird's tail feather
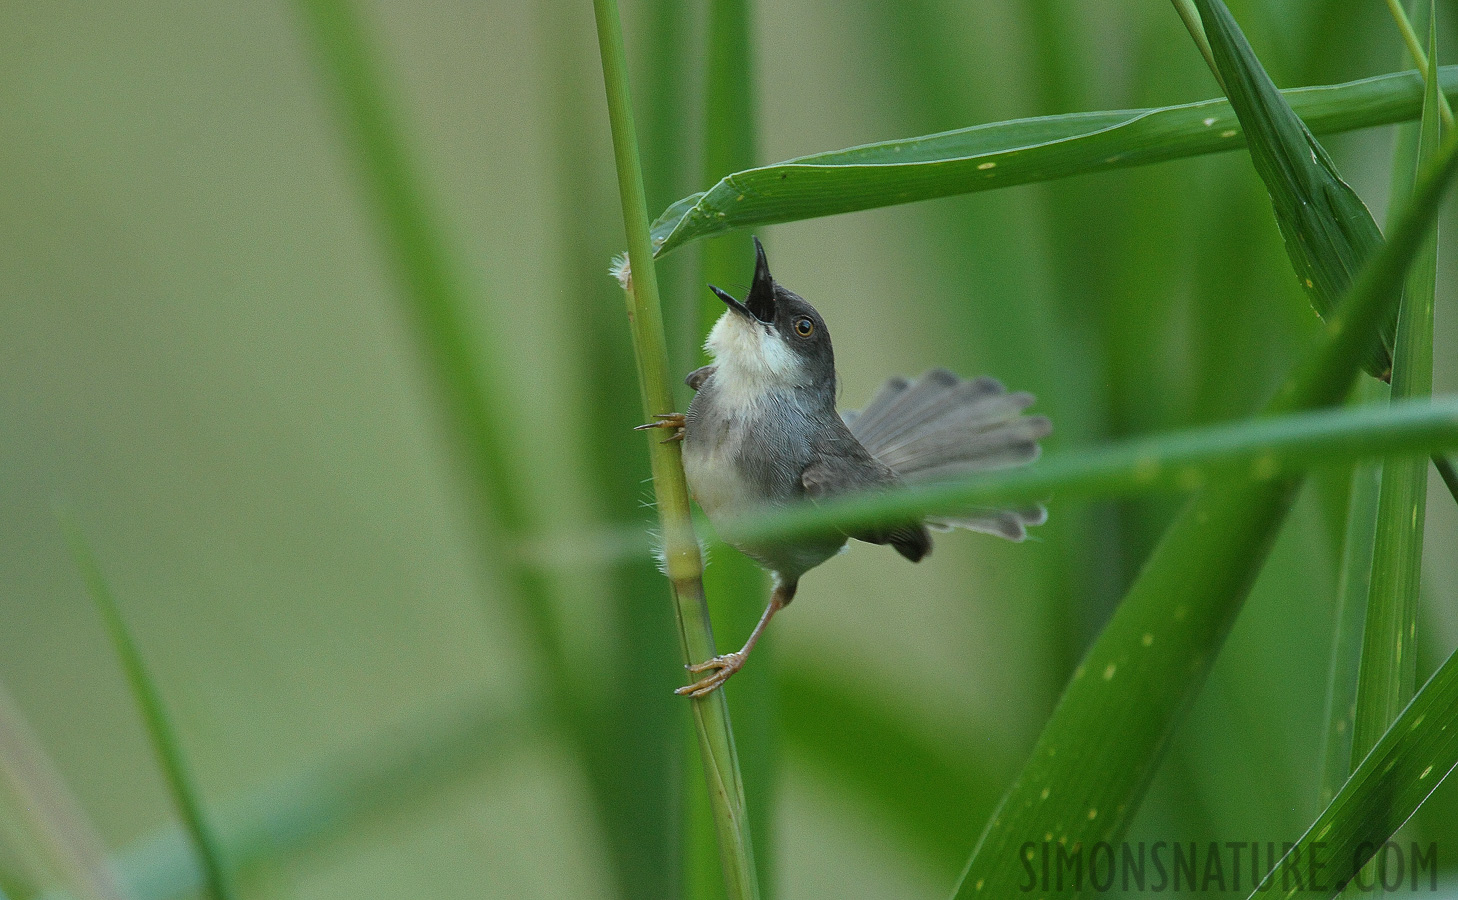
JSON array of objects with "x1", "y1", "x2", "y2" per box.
[{"x1": 844, "y1": 369, "x2": 1052, "y2": 541}]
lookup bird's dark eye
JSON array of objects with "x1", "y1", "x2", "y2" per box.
[{"x1": 793, "y1": 317, "x2": 814, "y2": 337}]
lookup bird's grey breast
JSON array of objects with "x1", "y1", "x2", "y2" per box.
[{"x1": 682, "y1": 373, "x2": 814, "y2": 522}]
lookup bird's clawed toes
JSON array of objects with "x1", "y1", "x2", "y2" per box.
[
  {"x1": 635, "y1": 412, "x2": 687, "y2": 443},
  {"x1": 675, "y1": 651, "x2": 746, "y2": 697}
]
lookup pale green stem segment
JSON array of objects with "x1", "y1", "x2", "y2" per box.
[
  {"x1": 1352, "y1": 0, "x2": 1442, "y2": 774},
  {"x1": 1385, "y1": 0, "x2": 1455, "y2": 130},
  {"x1": 591, "y1": 2, "x2": 761, "y2": 899},
  {"x1": 61, "y1": 517, "x2": 239, "y2": 900},
  {"x1": 1170, "y1": 0, "x2": 1224, "y2": 92}
]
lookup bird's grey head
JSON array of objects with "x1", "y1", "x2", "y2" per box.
[{"x1": 705, "y1": 237, "x2": 836, "y2": 407}]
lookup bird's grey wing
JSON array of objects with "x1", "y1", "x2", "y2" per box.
[
  {"x1": 845, "y1": 369, "x2": 1051, "y2": 542},
  {"x1": 801, "y1": 440, "x2": 930, "y2": 562},
  {"x1": 685, "y1": 365, "x2": 716, "y2": 391}
]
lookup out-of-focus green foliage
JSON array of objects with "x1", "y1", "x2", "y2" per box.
[{"x1": 1, "y1": 3, "x2": 1456, "y2": 900}]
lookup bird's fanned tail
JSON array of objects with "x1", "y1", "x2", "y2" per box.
[{"x1": 844, "y1": 368, "x2": 1052, "y2": 541}]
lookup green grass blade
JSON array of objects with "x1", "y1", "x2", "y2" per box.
[
  {"x1": 592, "y1": 2, "x2": 760, "y2": 898},
  {"x1": 721, "y1": 399, "x2": 1458, "y2": 550},
  {"x1": 61, "y1": 520, "x2": 237, "y2": 900},
  {"x1": 1247, "y1": 642, "x2": 1458, "y2": 898},
  {"x1": 650, "y1": 67, "x2": 1458, "y2": 258},
  {"x1": 1351, "y1": 0, "x2": 1441, "y2": 768},
  {"x1": 1316, "y1": 379, "x2": 1388, "y2": 805},
  {"x1": 947, "y1": 125, "x2": 1458, "y2": 900},
  {"x1": 0, "y1": 682, "x2": 127, "y2": 900},
  {"x1": 694, "y1": 2, "x2": 772, "y2": 899},
  {"x1": 1190, "y1": 0, "x2": 1392, "y2": 380}
]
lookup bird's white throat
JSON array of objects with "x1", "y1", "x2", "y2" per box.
[{"x1": 704, "y1": 309, "x2": 804, "y2": 410}]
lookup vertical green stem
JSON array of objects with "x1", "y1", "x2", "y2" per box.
[{"x1": 592, "y1": 2, "x2": 761, "y2": 899}]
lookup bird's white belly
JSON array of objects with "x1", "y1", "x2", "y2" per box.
[{"x1": 682, "y1": 429, "x2": 758, "y2": 523}]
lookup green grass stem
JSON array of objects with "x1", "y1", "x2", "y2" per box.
[{"x1": 592, "y1": 2, "x2": 760, "y2": 898}]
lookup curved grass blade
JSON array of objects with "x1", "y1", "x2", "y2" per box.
[
  {"x1": 650, "y1": 67, "x2": 1458, "y2": 258},
  {"x1": 1352, "y1": 2, "x2": 1442, "y2": 767},
  {"x1": 1190, "y1": 0, "x2": 1392, "y2": 380},
  {"x1": 1248, "y1": 640, "x2": 1458, "y2": 899},
  {"x1": 947, "y1": 128, "x2": 1458, "y2": 900},
  {"x1": 61, "y1": 518, "x2": 237, "y2": 900}
]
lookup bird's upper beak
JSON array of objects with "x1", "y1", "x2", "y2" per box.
[{"x1": 709, "y1": 235, "x2": 776, "y2": 324}]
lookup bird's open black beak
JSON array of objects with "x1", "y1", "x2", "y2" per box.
[
  {"x1": 709, "y1": 284, "x2": 758, "y2": 321},
  {"x1": 708, "y1": 235, "x2": 776, "y2": 324}
]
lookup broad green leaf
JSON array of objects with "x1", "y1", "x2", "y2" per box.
[
  {"x1": 1352, "y1": 1, "x2": 1441, "y2": 765},
  {"x1": 1192, "y1": 0, "x2": 1392, "y2": 379},
  {"x1": 946, "y1": 117, "x2": 1458, "y2": 899},
  {"x1": 650, "y1": 67, "x2": 1458, "y2": 259},
  {"x1": 1249, "y1": 637, "x2": 1458, "y2": 899}
]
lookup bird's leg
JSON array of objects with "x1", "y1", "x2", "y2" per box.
[
  {"x1": 676, "y1": 580, "x2": 796, "y2": 698},
  {"x1": 635, "y1": 413, "x2": 686, "y2": 443}
]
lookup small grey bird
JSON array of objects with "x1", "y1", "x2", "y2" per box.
[{"x1": 641, "y1": 237, "x2": 1051, "y2": 697}]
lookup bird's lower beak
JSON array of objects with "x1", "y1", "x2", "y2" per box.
[{"x1": 710, "y1": 285, "x2": 766, "y2": 322}]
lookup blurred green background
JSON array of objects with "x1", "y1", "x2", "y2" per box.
[{"x1": 2, "y1": 1, "x2": 1457, "y2": 898}]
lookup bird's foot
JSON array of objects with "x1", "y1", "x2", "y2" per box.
[
  {"x1": 635, "y1": 412, "x2": 686, "y2": 443},
  {"x1": 674, "y1": 651, "x2": 746, "y2": 698}
]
